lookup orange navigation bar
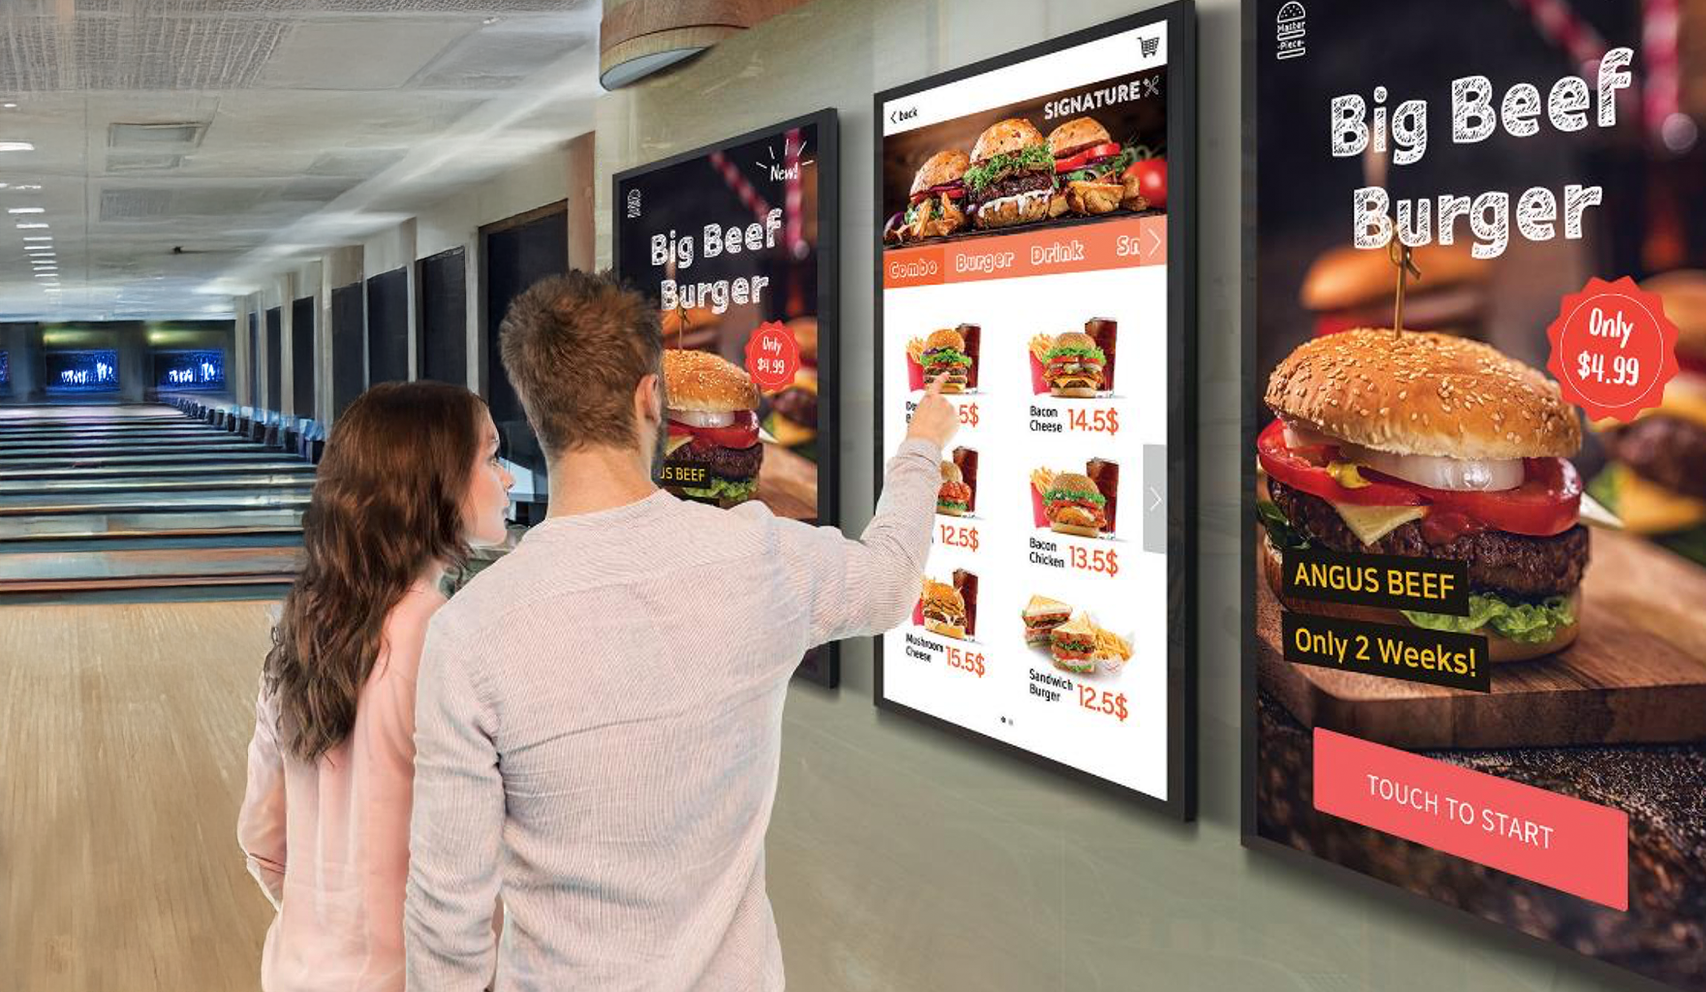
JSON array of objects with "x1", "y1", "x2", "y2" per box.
[{"x1": 882, "y1": 214, "x2": 1167, "y2": 289}]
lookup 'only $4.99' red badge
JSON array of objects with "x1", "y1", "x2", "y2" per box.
[
  {"x1": 744, "y1": 320, "x2": 800, "y2": 392},
  {"x1": 1545, "y1": 276, "x2": 1681, "y2": 423}
]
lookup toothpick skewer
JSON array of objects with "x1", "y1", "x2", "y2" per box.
[{"x1": 1389, "y1": 241, "x2": 1422, "y2": 336}]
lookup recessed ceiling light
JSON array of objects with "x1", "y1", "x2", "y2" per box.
[
  {"x1": 35, "y1": 272, "x2": 56, "y2": 278},
  {"x1": 8, "y1": 207, "x2": 44, "y2": 214},
  {"x1": 2, "y1": 103, "x2": 16, "y2": 109},
  {"x1": 0, "y1": 141, "x2": 34, "y2": 152},
  {"x1": 22, "y1": 235, "x2": 49, "y2": 241},
  {"x1": 15, "y1": 222, "x2": 48, "y2": 229},
  {"x1": 15, "y1": 184, "x2": 41, "y2": 190}
]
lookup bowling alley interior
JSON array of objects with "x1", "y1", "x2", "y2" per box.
[{"x1": 4, "y1": 2, "x2": 1704, "y2": 992}]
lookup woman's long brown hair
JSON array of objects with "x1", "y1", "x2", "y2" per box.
[{"x1": 265, "y1": 380, "x2": 485, "y2": 762}]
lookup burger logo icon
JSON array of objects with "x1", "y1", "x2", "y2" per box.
[{"x1": 1276, "y1": 1, "x2": 1306, "y2": 60}]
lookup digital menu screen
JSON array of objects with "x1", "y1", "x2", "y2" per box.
[
  {"x1": 614, "y1": 109, "x2": 841, "y2": 687},
  {"x1": 0, "y1": 350, "x2": 8, "y2": 387},
  {"x1": 45, "y1": 349, "x2": 120, "y2": 393},
  {"x1": 1246, "y1": 3, "x2": 1706, "y2": 987},
  {"x1": 153, "y1": 350, "x2": 225, "y2": 390},
  {"x1": 875, "y1": 6, "x2": 1195, "y2": 816}
]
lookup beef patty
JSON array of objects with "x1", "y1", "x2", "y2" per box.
[
  {"x1": 771, "y1": 387, "x2": 818, "y2": 427},
  {"x1": 969, "y1": 170, "x2": 1054, "y2": 205},
  {"x1": 1268, "y1": 479, "x2": 1589, "y2": 599},
  {"x1": 666, "y1": 437, "x2": 763, "y2": 481},
  {"x1": 1603, "y1": 415, "x2": 1706, "y2": 500}
]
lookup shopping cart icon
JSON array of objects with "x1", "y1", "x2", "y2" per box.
[{"x1": 1139, "y1": 35, "x2": 1160, "y2": 58}]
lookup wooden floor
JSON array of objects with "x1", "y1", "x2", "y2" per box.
[{"x1": 0, "y1": 600, "x2": 275, "y2": 990}]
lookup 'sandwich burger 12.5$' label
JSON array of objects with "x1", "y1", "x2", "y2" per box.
[{"x1": 1545, "y1": 276, "x2": 1681, "y2": 423}]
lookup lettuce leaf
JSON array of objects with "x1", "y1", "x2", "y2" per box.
[
  {"x1": 1061, "y1": 147, "x2": 1139, "y2": 185},
  {"x1": 963, "y1": 144, "x2": 1054, "y2": 192},
  {"x1": 923, "y1": 348, "x2": 973, "y2": 368},
  {"x1": 1256, "y1": 499, "x2": 1310, "y2": 551},
  {"x1": 1044, "y1": 344, "x2": 1106, "y2": 364},
  {"x1": 938, "y1": 499, "x2": 968, "y2": 512},
  {"x1": 1590, "y1": 467, "x2": 1706, "y2": 567},
  {"x1": 1044, "y1": 487, "x2": 1105, "y2": 506},
  {"x1": 1403, "y1": 594, "x2": 1575, "y2": 644},
  {"x1": 680, "y1": 477, "x2": 758, "y2": 503}
]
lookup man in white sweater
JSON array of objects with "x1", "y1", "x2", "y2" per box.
[{"x1": 404, "y1": 271, "x2": 956, "y2": 991}]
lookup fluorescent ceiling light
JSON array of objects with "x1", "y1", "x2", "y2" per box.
[
  {"x1": 0, "y1": 141, "x2": 34, "y2": 152},
  {"x1": 35, "y1": 272, "x2": 56, "y2": 278},
  {"x1": 15, "y1": 184, "x2": 41, "y2": 190},
  {"x1": 22, "y1": 235, "x2": 50, "y2": 241},
  {"x1": 2, "y1": 103, "x2": 16, "y2": 109},
  {"x1": 8, "y1": 207, "x2": 44, "y2": 214},
  {"x1": 16, "y1": 222, "x2": 48, "y2": 229}
]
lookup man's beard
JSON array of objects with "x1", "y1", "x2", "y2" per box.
[{"x1": 649, "y1": 414, "x2": 669, "y2": 481}]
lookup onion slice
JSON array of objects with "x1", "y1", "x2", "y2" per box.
[
  {"x1": 1282, "y1": 422, "x2": 1523, "y2": 491},
  {"x1": 667, "y1": 408, "x2": 734, "y2": 428}
]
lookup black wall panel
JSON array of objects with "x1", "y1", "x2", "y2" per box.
[
  {"x1": 292, "y1": 296, "x2": 315, "y2": 417},
  {"x1": 366, "y1": 267, "x2": 410, "y2": 386},
  {"x1": 264, "y1": 306, "x2": 282, "y2": 412},
  {"x1": 420, "y1": 247, "x2": 467, "y2": 386},
  {"x1": 484, "y1": 208, "x2": 567, "y2": 475},
  {"x1": 331, "y1": 283, "x2": 365, "y2": 418}
]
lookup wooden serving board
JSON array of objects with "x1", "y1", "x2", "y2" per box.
[
  {"x1": 1256, "y1": 527, "x2": 1706, "y2": 748},
  {"x1": 756, "y1": 442, "x2": 818, "y2": 521}
]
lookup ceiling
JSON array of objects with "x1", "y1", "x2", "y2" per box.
[{"x1": 0, "y1": 0, "x2": 603, "y2": 322}]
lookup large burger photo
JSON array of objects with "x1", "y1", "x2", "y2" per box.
[
  {"x1": 921, "y1": 328, "x2": 973, "y2": 393},
  {"x1": 1258, "y1": 329, "x2": 1588, "y2": 662},
  {"x1": 1046, "y1": 116, "x2": 1131, "y2": 217},
  {"x1": 661, "y1": 348, "x2": 764, "y2": 508},
  {"x1": 965, "y1": 118, "x2": 1056, "y2": 231},
  {"x1": 1042, "y1": 331, "x2": 1107, "y2": 397}
]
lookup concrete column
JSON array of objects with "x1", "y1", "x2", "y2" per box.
[{"x1": 567, "y1": 131, "x2": 596, "y2": 273}]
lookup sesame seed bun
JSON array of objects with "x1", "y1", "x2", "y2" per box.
[
  {"x1": 1264, "y1": 329, "x2": 1582, "y2": 460},
  {"x1": 910, "y1": 149, "x2": 970, "y2": 197},
  {"x1": 1048, "y1": 471, "x2": 1098, "y2": 494},
  {"x1": 1046, "y1": 117, "x2": 1112, "y2": 158},
  {"x1": 1301, "y1": 243, "x2": 1488, "y2": 312},
  {"x1": 971, "y1": 118, "x2": 1046, "y2": 164},
  {"x1": 1641, "y1": 270, "x2": 1706, "y2": 363},
  {"x1": 940, "y1": 461, "x2": 964, "y2": 485},
  {"x1": 662, "y1": 348, "x2": 759, "y2": 414},
  {"x1": 1050, "y1": 331, "x2": 1098, "y2": 352},
  {"x1": 925, "y1": 328, "x2": 966, "y2": 352}
]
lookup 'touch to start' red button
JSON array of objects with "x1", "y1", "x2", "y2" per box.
[{"x1": 1313, "y1": 728, "x2": 1630, "y2": 910}]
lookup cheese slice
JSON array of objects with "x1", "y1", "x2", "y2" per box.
[
  {"x1": 1331, "y1": 502, "x2": 1429, "y2": 545},
  {"x1": 1613, "y1": 464, "x2": 1706, "y2": 534},
  {"x1": 767, "y1": 414, "x2": 817, "y2": 447},
  {"x1": 664, "y1": 435, "x2": 692, "y2": 456}
]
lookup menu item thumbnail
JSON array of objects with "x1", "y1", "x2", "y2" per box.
[
  {"x1": 900, "y1": 150, "x2": 970, "y2": 242},
  {"x1": 921, "y1": 328, "x2": 974, "y2": 392},
  {"x1": 937, "y1": 460, "x2": 973, "y2": 516},
  {"x1": 661, "y1": 348, "x2": 764, "y2": 508},
  {"x1": 1260, "y1": 330, "x2": 1586, "y2": 663},
  {"x1": 1048, "y1": 614, "x2": 1100, "y2": 673},
  {"x1": 1041, "y1": 331, "x2": 1108, "y2": 397},
  {"x1": 1042, "y1": 471, "x2": 1110, "y2": 538},
  {"x1": 966, "y1": 118, "x2": 1055, "y2": 231},
  {"x1": 1022, "y1": 594, "x2": 1073, "y2": 646},
  {"x1": 921, "y1": 577, "x2": 969, "y2": 640}
]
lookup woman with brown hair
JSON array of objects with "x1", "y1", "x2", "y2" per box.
[{"x1": 237, "y1": 380, "x2": 512, "y2": 992}]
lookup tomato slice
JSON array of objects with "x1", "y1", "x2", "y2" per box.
[
  {"x1": 1054, "y1": 142, "x2": 1123, "y2": 173},
  {"x1": 909, "y1": 184, "x2": 966, "y2": 204},
  {"x1": 1257, "y1": 420, "x2": 1423, "y2": 506},
  {"x1": 668, "y1": 409, "x2": 759, "y2": 449},
  {"x1": 1258, "y1": 419, "x2": 1582, "y2": 535}
]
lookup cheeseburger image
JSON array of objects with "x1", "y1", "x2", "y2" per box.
[
  {"x1": 921, "y1": 328, "x2": 973, "y2": 392},
  {"x1": 1301, "y1": 243, "x2": 1490, "y2": 340},
  {"x1": 937, "y1": 460, "x2": 972, "y2": 516},
  {"x1": 902, "y1": 149, "x2": 970, "y2": 241},
  {"x1": 921, "y1": 578, "x2": 968, "y2": 639},
  {"x1": 965, "y1": 118, "x2": 1055, "y2": 230},
  {"x1": 1043, "y1": 471, "x2": 1108, "y2": 537},
  {"x1": 1588, "y1": 270, "x2": 1706, "y2": 567},
  {"x1": 764, "y1": 316, "x2": 819, "y2": 458},
  {"x1": 1043, "y1": 331, "x2": 1107, "y2": 397},
  {"x1": 661, "y1": 348, "x2": 764, "y2": 508},
  {"x1": 1259, "y1": 329, "x2": 1588, "y2": 662},
  {"x1": 1046, "y1": 117, "x2": 1128, "y2": 216}
]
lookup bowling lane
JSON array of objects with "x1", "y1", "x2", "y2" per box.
[
  {"x1": 0, "y1": 438, "x2": 272, "y2": 459},
  {"x1": 0, "y1": 488, "x2": 312, "y2": 516},
  {"x1": 0, "y1": 509, "x2": 305, "y2": 542},
  {"x1": 2, "y1": 461, "x2": 314, "y2": 482},
  {"x1": 0, "y1": 472, "x2": 316, "y2": 496}
]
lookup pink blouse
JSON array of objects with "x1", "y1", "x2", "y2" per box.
[{"x1": 238, "y1": 584, "x2": 445, "y2": 992}]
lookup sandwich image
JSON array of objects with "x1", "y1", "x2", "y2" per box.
[
  {"x1": 1587, "y1": 270, "x2": 1706, "y2": 567},
  {"x1": 1049, "y1": 615, "x2": 1100, "y2": 674},
  {"x1": 902, "y1": 149, "x2": 970, "y2": 241},
  {"x1": 1258, "y1": 329, "x2": 1588, "y2": 662},
  {"x1": 763, "y1": 316, "x2": 819, "y2": 459},
  {"x1": 661, "y1": 348, "x2": 764, "y2": 508},
  {"x1": 1046, "y1": 117, "x2": 1129, "y2": 216},
  {"x1": 1301, "y1": 243, "x2": 1489, "y2": 340},
  {"x1": 921, "y1": 328, "x2": 973, "y2": 393},
  {"x1": 937, "y1": 460, "x2": 973, "y2": 516},
  {"x1": 1042, "y1": 331, "x2": 1107, "y2": 397},
  {"x1": 964, "y1": 118, "x2": 1056, "y2": 230},
  {"x1": 1043, "y1": 471, "x2": 1109, "y2": 537},
  {"x1": 1022, "y1": 594, "x2": 1073, "y2": 647},
  {"x1": 921, "y1": 578, "x2": 968, "y2": 640}
]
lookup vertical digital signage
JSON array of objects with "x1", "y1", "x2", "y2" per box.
[
  {"x1": 1245, "y1": 3, "x2": 1706, "y2": 987},
  {"x1": 614, "y1": 109, "x2": 841, "y2": 686},
  {"x1": 874, "y1": 5, "x2": 1196, "y2": 816}
]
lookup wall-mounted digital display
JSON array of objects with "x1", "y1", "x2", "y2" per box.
[
  {"x1": 0, "y1": 349, "x2": 8, "y2": 387},
  {"x1": 45, "y1": 349, "x2": 120, "y2": 393},
  {"x1": 875, "y1": 6, "x2": 1195, "y2": 816},
  {"x1": 153, "y1": 350, "x2": 225, "y2": 390},
  {"x1": 614, "y1": 109, "x2": 841, "y2": 686},
  {"x1": 1245, "y1": 3, "x2": 1706, "y2": 988}
]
